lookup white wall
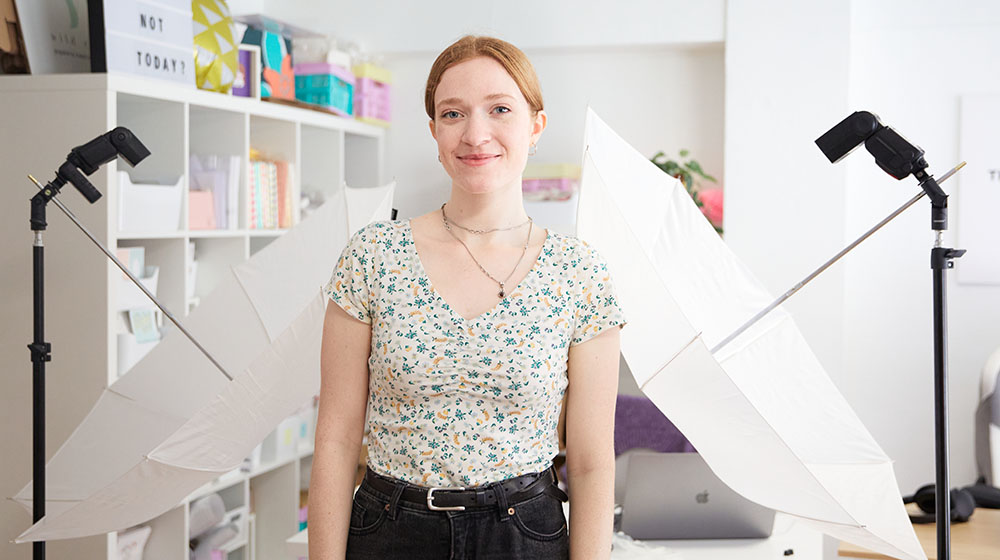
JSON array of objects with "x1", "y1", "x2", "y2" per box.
[
  {"x1": 238, "y1": 0, "x2": 725, "y2": 53},
  {"x1": 724, "y1": 0, "x2": 851, "y2": 384},
  {"x1": 842, "y1": 0, "x2": 1000, "y2": 491}
]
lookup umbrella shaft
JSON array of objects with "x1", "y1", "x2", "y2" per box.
[
  {"x1": 710, "y1": 163, "x2": 964, "y2": 355},
  {"x1": 29, "y1": 178, "x2": 234, "y2": 382}
]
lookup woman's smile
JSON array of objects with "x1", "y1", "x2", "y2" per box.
[{"x1": 457, "y1": 153, "x2": 501, "y2": 167}]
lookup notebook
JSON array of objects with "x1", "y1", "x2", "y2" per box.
[{"x1": 620, "y1": 451, "x2": 776, "y2": 540}]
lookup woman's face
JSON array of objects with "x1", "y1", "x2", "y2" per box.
[{"x1": 430, "y1": 56, "x2": 546, "y2": 196}]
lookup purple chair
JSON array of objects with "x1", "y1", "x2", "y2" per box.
[
  {"x1": 558, "y1": 394, "x2": 695, "y2": 490},
  {"x1": 614, "y1": 393, "x2": 695, "y2": 456}
]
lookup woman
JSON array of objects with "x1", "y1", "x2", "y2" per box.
[{"x1": 309, "y1": 35, "x2": 627, "y2": 559}]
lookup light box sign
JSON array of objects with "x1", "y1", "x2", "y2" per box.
[
  {"x1": 89, "y1": 0, "x2": 195, "y2": 86},
  {"x1": 957, "y1": 95, "x2": 1000, "y2": 285}
]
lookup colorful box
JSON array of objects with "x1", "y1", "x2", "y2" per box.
[
  {"x1": 353, "y1": 63, "x2": 392, "y2": 127},
  {"x1": 241, "y1": 27, "x2": 295, "y2": 100},
  {"x1": 522, "y1": 163, "x2": 581, "y2": 201},
  {"x1": 293, "y1": 62, "x2": 355, "y2": 117}
]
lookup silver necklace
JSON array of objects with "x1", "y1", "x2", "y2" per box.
[
  {"x1": 440, "y1": 203, "x2": 533, "y2": 299},
  {"x1": 441, "y1": 202, "x2": 531, "y2": 235}
]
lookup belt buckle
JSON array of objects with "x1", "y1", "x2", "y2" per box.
[{"x1": 426, "y1": 486, "x2": 467, "y2": 511}]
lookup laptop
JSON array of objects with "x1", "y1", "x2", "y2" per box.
[{"x1": 619, "y1": 451, "x2": 776, "y2": 540}]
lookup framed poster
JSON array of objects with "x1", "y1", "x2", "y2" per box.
[
  {"x1": 957, "y1": 95, "x2": 1000, "y2": 285},
  {"x1": 13, "y1": 0, "x2": 91, "y2": 73},
  {"x1": 233, "y1": 44, "x2": 260, "y2": 99},
  {"x1": 88, "y1": 0, "x2": 194, "y2": 85}
]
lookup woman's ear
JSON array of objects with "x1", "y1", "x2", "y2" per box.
[
  {"x1": 428, "y1": 118, "x2": 437, "y2": 140},
  {"x1": 530, "y1": 110, "x2": 547, "y2": 146}
]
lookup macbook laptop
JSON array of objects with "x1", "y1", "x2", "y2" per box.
[{"x1": 619, "y1": 451, "x2": 776, "y2": 540}]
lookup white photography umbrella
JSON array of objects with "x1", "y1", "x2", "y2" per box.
[
  {"x1": 576, "y1": 108, "x2": 925, "y2": 560},
  {"x1": 13, "y1": 183, "x2": 395, "y2": 542}
]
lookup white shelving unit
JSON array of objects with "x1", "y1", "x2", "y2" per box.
[{"x1": 0, "y1": 73, "x2": 385, "y2": 560}]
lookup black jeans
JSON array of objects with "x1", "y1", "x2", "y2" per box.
[{"x1": 346, "y1": 469, "x2": 570, "y2": 559}]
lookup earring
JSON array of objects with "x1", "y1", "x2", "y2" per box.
[
  {"x1": 528, "y1": 144, "x2": 537, "y2": 156},
  {"x1": 438, "y1": 155, "x2": 441, "y2": 162}
]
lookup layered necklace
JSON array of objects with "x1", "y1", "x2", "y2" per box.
[{"x1": 439, "y1": 202, "x2": 533, "y2": 299}]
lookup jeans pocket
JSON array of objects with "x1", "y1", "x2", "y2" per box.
[
  {"x1": 348, "y1": 490, "x2": 388, "y2": 535},
  {"x1": 510, "y1": 493, "x2": 568, "y2": 541}
]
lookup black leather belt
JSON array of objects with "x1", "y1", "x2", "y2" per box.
[{"x1": 363, "y1": 466, "x2": 568, "y2": 512}]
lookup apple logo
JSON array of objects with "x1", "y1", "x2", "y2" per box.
[{"x1": 696, "y1": 491, "x2": 709, "y2": 504}]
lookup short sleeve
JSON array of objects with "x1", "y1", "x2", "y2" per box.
[
  {"x1": 570, "y1": 244, "x2": 627, "y2": 346},
  {"x1": 323, "y1": 226, "x2": 374, "y2": 324}
]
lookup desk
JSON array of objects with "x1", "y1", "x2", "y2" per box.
[
  {"x1": 285, "y1": 513, "x2": 823, "y2": 559},
  {"x1": 643, "y1": 513, "x2": 823, "y2": 559},
  {"x1": 838, "y1": 506, "x2": 1000, "y2": 560}
]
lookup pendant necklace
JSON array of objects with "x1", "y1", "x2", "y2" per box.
[{"x1": 440, "y1": 203, "x2": 533, "y2": 299}]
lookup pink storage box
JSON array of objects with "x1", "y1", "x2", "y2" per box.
[
  {"x1": 353, "y1": 63, "x2": 391, "y2": 127},
  {"x1": 355, "y1": 77, "x2": 391, "y2": 122},
  {"x1": 521, "y1": 178, "x2": 577, "y2": 201},
  {"x1": 189, "y1": 190, "x2": 216, "y2": 229}
]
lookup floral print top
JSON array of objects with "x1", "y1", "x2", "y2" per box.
[{"x1": 323, "y1": 219, "x2": 627, "y2": 487}]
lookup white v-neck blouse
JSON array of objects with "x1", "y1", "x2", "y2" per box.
[{"x1": 323, "y1": 219, "x2": 627, "y2": 487}]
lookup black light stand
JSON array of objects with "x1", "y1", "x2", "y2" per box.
[
  {"x1": 816, "y1": 111, "x2": 965, "y2": 560},
  {"x1": 27, "y1": 127, "x2": 150, "y2": 560}
]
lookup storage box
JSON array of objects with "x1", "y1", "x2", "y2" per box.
[
  {"x1": 353, "y1": 63, "x2": 391, "y2": 127},
  {"x1": 189, "y1": 190, "x2": 216, "y2": 229},
  {"x1": 294, "y1": 62, "x2": 354, "y2": 116},
  {"x1": 119, "y1": 172, "x2": 183, "y2": 233},
  {"x1": 522, "y1": 178, "x2": 577, "y2": 201},
  {"x1": 240, "y1": 27, "x2": 295, "y2": 99},
  {"x1": 522, "y1": 163, "x2": 580, "y2": 201}
]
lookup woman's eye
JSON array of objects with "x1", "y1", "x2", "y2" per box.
[
  {"x1": 442, "y1": 110, "x2": 461, "y2": 119},
  {"x1": 494, "y1": 106, "x2": 511, "y2": 114}
]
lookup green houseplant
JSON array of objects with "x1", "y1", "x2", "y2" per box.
[{"x1": 650, "y1": 149, "x2": 723, "y2": 234}]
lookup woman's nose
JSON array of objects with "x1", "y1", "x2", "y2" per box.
[{"x1": 461, "y1": 113, "x2": 491, "y2": 146}]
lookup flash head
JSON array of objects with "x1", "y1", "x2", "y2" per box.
[
  {"x1": 815, "y1": 111, "x2": 881, "y2": 164},
  {"x1": 815, "y1": 111, "x2": 927, "y2": 181},
  {"x1": 67, "y1": 126, "x2": 150, "y2": 174}
]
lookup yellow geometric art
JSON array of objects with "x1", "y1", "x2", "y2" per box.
[{"x1": 192, "y1": 0, "x2": 239, "y2": 93}]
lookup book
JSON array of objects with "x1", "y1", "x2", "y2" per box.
[
  {"x1": 249, "y1": 160, "x2": 262, "y2": 229},
  {"x1": 275, "y1": 161, "x2": 293, "y2": 228},
  {"x1": 249, "y1": 158, "x2": 288, "y2": 229},
  {"x1": 267, "y1": 161, "x2": 279, "y2": 228}
]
